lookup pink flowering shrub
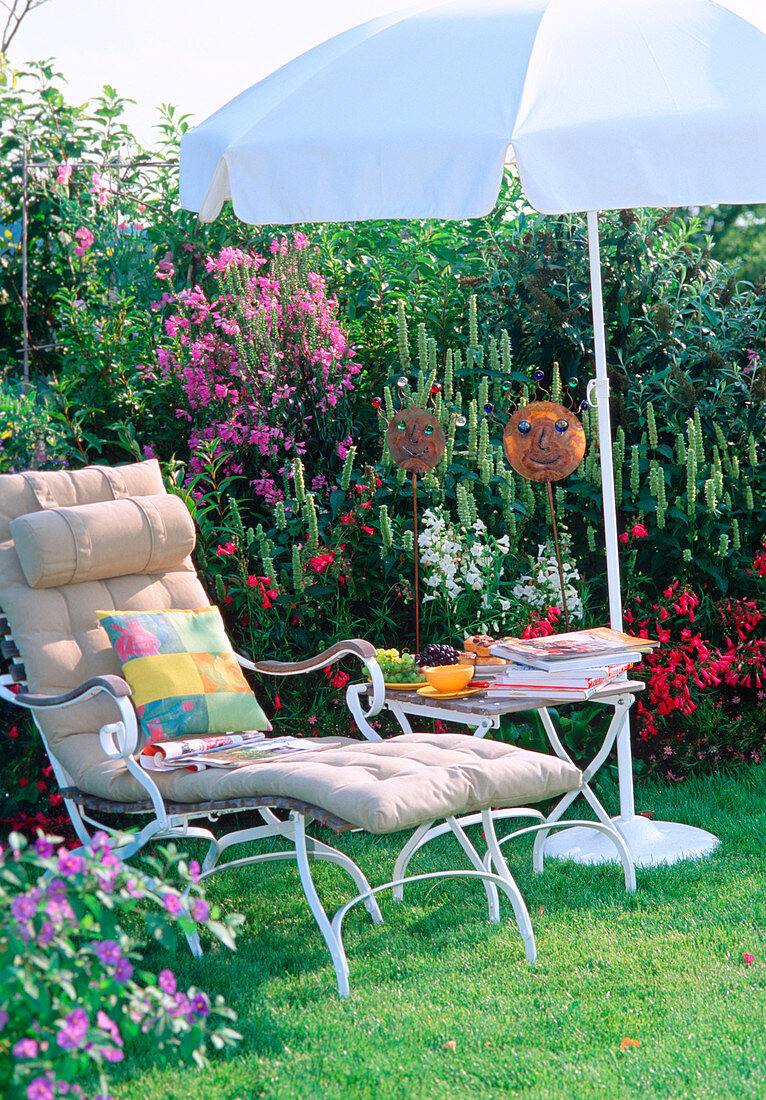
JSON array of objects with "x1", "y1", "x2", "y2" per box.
[
  {"x1": 0, "y1": 830, "x2": 241, "y2": 1100},
  {"x1": 159, "y1": 239, "x2": 362, "y2": 504}
]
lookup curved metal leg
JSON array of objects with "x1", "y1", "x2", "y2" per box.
[
  {"x1": 392, "y1": 821, "x2": 437, "y2": 901},
  {"x1": 392, "y1": 809, "x2": 547, "y2": 902},
  {"x1": 293, "y1": 813, "x2": 351, "y2": 997},
  {"x1": 445, "y1": 815, "x2": 500, "y2": 921},
  {"x1": 530, "y1": 819, "x2": 636, "y2": 893},
  {"x1": 305, "y1": 836, "x2": 383, "y2": 923},
  {"x1": 481, "y1": 810, "x2": 537, "y2": 962},
  {"x1": 330, "y1": 864, "x2": 538, "y2": 994}
]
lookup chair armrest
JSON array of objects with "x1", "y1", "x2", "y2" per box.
[
  {"x1": 240, "y1": 638, "x2": 377, "y2": 677},
  {"x1": 0, "y1": 674, "x2": 131, "y2": 710},
  {"x1": 237, "y1": 639, "x2": 386, "y2": 726}
]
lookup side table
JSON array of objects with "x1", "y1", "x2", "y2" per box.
[{"x1": 346, "y1": 677, "x2": 720, "y2": 868}]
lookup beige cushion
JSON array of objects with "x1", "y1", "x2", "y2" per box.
[
  {"x1": 0, "y1": 460, "x2": 165, "y2": 541},
  {"x1": 10, "y1": 495, "x2": 195, "y2": 589},
  {"x1": 53, "y1": 732, "x2": 582, "y2": 834},
  {"x1": 0, "y1": 461, "x2": 209, "y2": 743}
]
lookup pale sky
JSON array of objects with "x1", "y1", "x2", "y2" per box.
[{"x1": 9, "y1": 0, "x2": 408, "y2": 146}]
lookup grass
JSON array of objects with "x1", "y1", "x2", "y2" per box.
[{"x1": 110, "y1": 765, "x2": 766, "y2": 1100}]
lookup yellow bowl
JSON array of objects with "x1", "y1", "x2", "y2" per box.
[{"x1": 423, "y1": 663, "x2": 474, "y2": 694}]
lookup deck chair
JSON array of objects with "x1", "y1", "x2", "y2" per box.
[{"x1": 0, "y1": 460, "x2": 634, "y2": 996}]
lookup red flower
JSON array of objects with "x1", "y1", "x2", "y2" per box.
[
  {"x1": 273, "y1": 694, "x2": 283, "y2": 710},
  {"x1": 18, "y1": 778, "x2": 29, "y2": 788},
  {"x1": 340, "y1": 513, "x2": 354, "y2": 525},
  {"x1": 8, "y1": 725, "x2": 18, "y2": 739},
  {"x1": 216, "y1": 541, "x2": 237, "y2": 556},
  {"x1": 361, "y1": 526, "x2": 374, "y2": 536},
  {"x1": 631, "y1": 523, "x2": 648, "y2": 538},
  {"x1": 308, "y1": 552, "x2": 334, "y2": 574},
  {"x1": 36, "y1": 780, "x2": 46, "y2": 792},
  {"x1": 619, "y1": 532, "x2": 629, "y2": 544}
]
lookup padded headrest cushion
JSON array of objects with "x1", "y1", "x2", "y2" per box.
[{"x1": 10, "y1": 494, "x2": 196, "y2": 589}]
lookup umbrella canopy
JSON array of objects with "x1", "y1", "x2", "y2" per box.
[{"x1": 180, "y1": 0, "x2": 766, "y2": 225}]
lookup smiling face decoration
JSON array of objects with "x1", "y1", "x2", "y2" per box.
[
  {"x1": 386, "y1": 407, "x2": 446, "y2": 474},
  {"x1": 503, "y1": 401, "x2": 586, "y2": 482}
]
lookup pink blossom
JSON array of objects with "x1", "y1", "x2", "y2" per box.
[
  {"x1": 74, "y1": 226, "x2": 94, "y2": 257},
  {"x1": 56, "y1": 162, "x2": 72, "y2": 185}
]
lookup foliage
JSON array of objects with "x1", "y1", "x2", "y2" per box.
[
  {"x1": 0, "y1": 376, "x2": 70, "y2": 471},
  {"x1": 4, "y1": 61, "x2": 766, "y2": 770},
  {"x1": 0, "y1": 698, "x2": 72, "y2": 843},
  {"x1": 697, "y1": 203, "x2": 766, "y2": 286},
  {"x1": 627, "y1": 571, "x2": 766, "y2": 779},
  {"x1": 0, "y1": 830, "x2": 241, "y2": 1100}
]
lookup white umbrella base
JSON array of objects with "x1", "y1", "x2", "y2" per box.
[{"x1": 540, "y1": 814, "x2": 719, "y2": 868}]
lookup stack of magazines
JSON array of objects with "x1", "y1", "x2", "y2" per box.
[
  {"x1": 484, "y1": 627, "x2": 658, "y2": 700},
  {"x1": 139, "y1": 732, "x2": 319, "y2": 772}
]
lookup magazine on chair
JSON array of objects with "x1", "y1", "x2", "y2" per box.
[{"x1": 140, "y1": 732, "x2": 319, "y2": 772}]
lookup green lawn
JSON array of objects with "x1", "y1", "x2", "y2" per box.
[{"x1": 111, "y1": 766, "x2": 766, "y2": 1100}]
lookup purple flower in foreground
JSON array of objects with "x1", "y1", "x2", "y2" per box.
[
  {"x1": 57, "y1": 849, "x2": 85, "y2": 878},
  {"x1": 191, "y1": 898, "x2": 209, "y2": 922},
  {"x1": 188, "y1": 859, "x2": 201, "y2": 882},
  {"x1": 191, "y1": 992, "x2": 210, "y2": 1017},
  {"x1": 26, "y1": 1078, "x2": 55, "y2": 1100},
  {"x1": 95, "y1": 940, "x2": 122, "y2": 966},
  {"x1": 158, "y1": 968, "x2": 176, "y2": 994},
  {"x1": 96, "y1": 1010, "x2": 123, "y2": 1047},
  {"x1": 13, "y1": 1037, "x2": 39, "y2": 1058},
  {"x1": 11, "y1": 894, "x2": 38, "y2": 922},
  {"x1": 162, "y1": 893, "x2": 182, "y2": 916},
  {"x1": 0, "y1": 1009, "x2": 9, "y2": 1032},
  {"x1": 170, "y1": 992, "x2": 192, "y2": 1020},
  {"x1": 44, "y1": 896, "x2": 74, "y2": 925},
  {"x1": 113, "y1": 957, "x2": 133, "y2": 984},
  {"x1": 34, "y1": 837, "x2": 54, "y2": 858},
  {"x1": 38, "y1": 919, "x2": 55, "y2": 947},
  {"x1": 56, "y1": 1007, "x2": 88, "y2": 1051}
]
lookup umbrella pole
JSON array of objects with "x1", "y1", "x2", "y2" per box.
[{"x1": 587, "y1": 209, "x2": 634, "y2": 821}]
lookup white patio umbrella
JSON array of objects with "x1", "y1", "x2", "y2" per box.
[{"x1": 179, "y1": 0, "x2": 766, "y2": 866}]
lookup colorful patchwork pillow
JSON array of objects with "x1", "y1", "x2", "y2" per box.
[{"x1": 96, "y1": 606, "x2": 272, "y2": 743}]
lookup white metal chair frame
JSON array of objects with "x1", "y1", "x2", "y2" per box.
[{"x1": 0, "y1": 619, "x2": 624, "y2": 996}]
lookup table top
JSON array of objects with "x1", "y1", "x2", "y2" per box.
[{"x1": 361, "y1": 678, "x2": 644, "y2": 718}]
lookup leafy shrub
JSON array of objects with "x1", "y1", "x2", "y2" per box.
[
  {"x1": 0, "y1": 830, "x2": 241, "y2": 1100},
  {"x1": 627, "y1": 572, "x2": 766, "y2": 778},
  {"x1": 0, "y1": 378, "x2": 71, "y2": 472}
]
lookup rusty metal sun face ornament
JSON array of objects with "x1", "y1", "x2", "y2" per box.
[
  {"x1": 386, "y1": 407, "x2": 446, "y2": 474},
  {"x1": 503, "y1": 400, "x2": 586, "y2": 483}
]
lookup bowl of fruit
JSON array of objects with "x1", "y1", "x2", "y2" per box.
[{"x1": 373, "y1": 648, "x2": 426, "y2": 686}]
